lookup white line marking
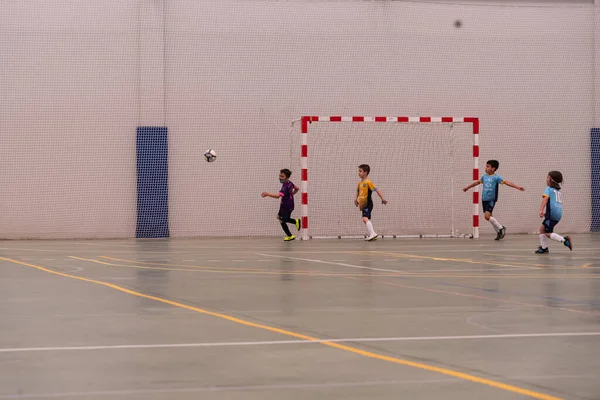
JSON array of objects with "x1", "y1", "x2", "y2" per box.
[
  {"x1": 257, "y1": 253, "x2": 402, "y2": 273},
  {"x1": 0, "y1": 379, "x2": 459, "y2": 398},
  {"x1": 100, "y1": 277, "x2": 136, "y2": 280},
  {"x1": 1, "y1": 374, "x2": 597, "y2": 399},
  {"x1": 229, "y1": 305, "x2": 531, "y2": 314},
  {"x1": 63, "y1": 267, "x2": 83, "y2": 273},
  {"x1": 3, "y1": 332, "x2": 598, "y2": 353},
  {"x1": 256, "y1": 253, "x2": 541, "y2": 273}
]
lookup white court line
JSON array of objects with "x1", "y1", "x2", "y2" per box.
[
  {"x1": 100, "y1": 277, "x2": 136, "y2": 280},
  {"x1": 0, "y1": 379, "x2": 460, "y2": 399},
  {"x1": 63, "y1": 266, "x2": 83, "y2": 273},
  {"x1": 2, "y1": 332, "x2": 599, "y2": 353},
  {"x1": 257, "y1": 253, "x2": 537, "y2": 273},
  {"x1": 257, "y1": 253, "x2": 404, "y2": 273},
  {"x1": 0, "y1": 374, "x2": 597, "y2": 399}
]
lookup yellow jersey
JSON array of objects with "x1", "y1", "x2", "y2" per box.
[{"x1": 357, "y1": 179, "x2": 377, "y2": 210}]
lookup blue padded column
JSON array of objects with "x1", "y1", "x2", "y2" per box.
[
  {"x1": 592, "y1": 128, "x2": 600, "y2": 232},
  {"x1": 136, "y1": 127, "x2": 169, "y2": 238}
]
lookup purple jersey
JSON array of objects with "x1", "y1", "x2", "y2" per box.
[{"x1": 279, "y1": 180, "x2": 296, "y2": 212}]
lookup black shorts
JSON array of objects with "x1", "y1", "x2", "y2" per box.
[
  {"x1": 278, "y1": 209, "x2": 294, "y2": 221},
  {"x1": 482, "y1": 201, "x2": 496, "y2": 213},
  {"x1": 542, "y1": 218, "x2": 560, "y2": 233},
  {"x1": 361, "y1": 206, "x2": 372, "y2": 219}
]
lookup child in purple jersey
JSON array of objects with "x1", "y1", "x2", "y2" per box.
[{"x1": 261, "y1": 168, "x2": 300, "y2": 241}]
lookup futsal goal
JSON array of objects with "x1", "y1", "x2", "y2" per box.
[{"x1": 292, "y1": 116, "x2": 481, "y2": 240}]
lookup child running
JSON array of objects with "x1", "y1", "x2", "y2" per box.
[
  {"x1": 262, "y1": 168, "x2": 300, "y2": 241},
  {"x1": 535, "y1": 170, "x2": 572, "y2": 254},
  {"x1": 463, "y1": 159, "x2": 525, "y2": 240}
]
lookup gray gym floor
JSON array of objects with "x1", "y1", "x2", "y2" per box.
[{"x1": 1, "y1": 235, "x2": 599, "y2": 399}]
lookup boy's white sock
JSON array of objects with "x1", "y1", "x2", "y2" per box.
[
  {"x1": 539, "y1": 234, "x2": 548, "y2": 248},
  {"x1": 550, "y1": 233, "x2": 565, "y2": 243},
  {"x1": 489, "y1": 217, "x2": 502, "y2": 232},
  {"x1": 365, "y1": 220, "x2": 375, "y2": 236}
]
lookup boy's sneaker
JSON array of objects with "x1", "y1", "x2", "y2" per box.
[
  {"x1": 499, "y1": 226, "x2": 506, "y2": 239},
  {"x1": 535, "y1": 246, "x2": 549, "y2": 254},
  {"x1": 295, "y1": 219, "x2": 301, "y2": 231},
  {"x1": 563, "y1": 236, "x2": 573, "y2": 251},
  {"x1": 495, "y1": 227, "x2": 506, "y2": 240},
  {"x1": 365, "y1": 233, "x2": 378, "y2": 241},
  {"x1": 284, "y1": 235, "x2": 295, "y2": 241}
]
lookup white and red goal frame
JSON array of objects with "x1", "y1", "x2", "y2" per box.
[{"x1": 298, "y1": 116, "x2": 481, "y2": 240}]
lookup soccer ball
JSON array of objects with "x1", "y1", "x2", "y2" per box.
[{"x1": 204, "y1": 149, "x2": 217, "y2": 162}]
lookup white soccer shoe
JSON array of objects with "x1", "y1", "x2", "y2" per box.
[{"x1": 365, "y1": 233, "x2": 378, "y2": 241}]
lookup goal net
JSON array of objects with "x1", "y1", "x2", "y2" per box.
[{"x1": 292, "y1": 116, "x2": 480, "y2": 240}]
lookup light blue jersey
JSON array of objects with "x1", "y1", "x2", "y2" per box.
[
  {"x1": 543, "y1": 186, "x2": 563, "y2": 221},
  {"x1": 479, "y1": 174, "x2": 505, "y2": 202}
]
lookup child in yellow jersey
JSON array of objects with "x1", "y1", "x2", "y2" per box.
[{"x1": 354, "y1": 164, "x2": 387, "y2": 241}]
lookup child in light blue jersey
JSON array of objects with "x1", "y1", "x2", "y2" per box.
[
  {"x1": 535, "y1": 171, "x2": 572, "y2": 254},
  {"x1": 463, "y1": 160, "x2": 525, "y2": 240}
]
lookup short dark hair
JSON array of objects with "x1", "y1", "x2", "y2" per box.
[
  {"x1": 486, "y1": 160, "x2": 499, "y2": 170},
  {"x1": 548, "y1": 171, "x2": 563, "y2": 189},
  {"x1": 280, "y1": 168, "x2": 292, "y2": 178},
  {"x1": 358, "y1": 164, "x2": 370, "y2": 175}
]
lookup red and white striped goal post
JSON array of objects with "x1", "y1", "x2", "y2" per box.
[{"x1": 299, "y1": 116, "x2": 480, "y2": 240}]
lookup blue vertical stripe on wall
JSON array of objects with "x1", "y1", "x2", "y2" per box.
[
  {"x1": 136, "y1": 127, "x2": 169, "y2": 238},
  {"x1": 592, "y1": 128, "x2": 600, "y2": 232}
]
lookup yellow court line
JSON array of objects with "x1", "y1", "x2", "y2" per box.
[
  {"x1": 0, "y1": 256, "x2": 562, "y2": 400},
  {"x1": 70, "y1": 256, "x2": 600, "y2": 279}
]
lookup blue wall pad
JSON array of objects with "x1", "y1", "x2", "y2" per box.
[
  {"x1": 592, "y1": 128, "x2": 600, "y2": 232},
  {"x1": 136, "y1": 127, "x2": 169, "y2": 238}
]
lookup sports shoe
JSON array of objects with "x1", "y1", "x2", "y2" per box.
[
  {"x1": 295, "y1": 219, "x2": 301, "y2": 231},
  {"x1": 563, "y1": 236, "x2": 573, "y2": 251},
  {"x1": 365, "y1": 233, "x2": 378, "y2": 241},
  {"x1": 495, "y1": 227, "x2": 506, "y2": 240},
  {"x1": 535, "y1": 246, "x2": 549, "y2": 254},
  {"x1": 284, "y1": 235, "x2": 295, "y2": 241}
]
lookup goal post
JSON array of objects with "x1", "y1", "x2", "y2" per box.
[{"x1": 297, "y1": 116, "x2": 480, "y2": 240}]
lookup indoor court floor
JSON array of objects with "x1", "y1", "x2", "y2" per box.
[{"x1": 1, "y1": 235, "x2": 599, "y2": 399}]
